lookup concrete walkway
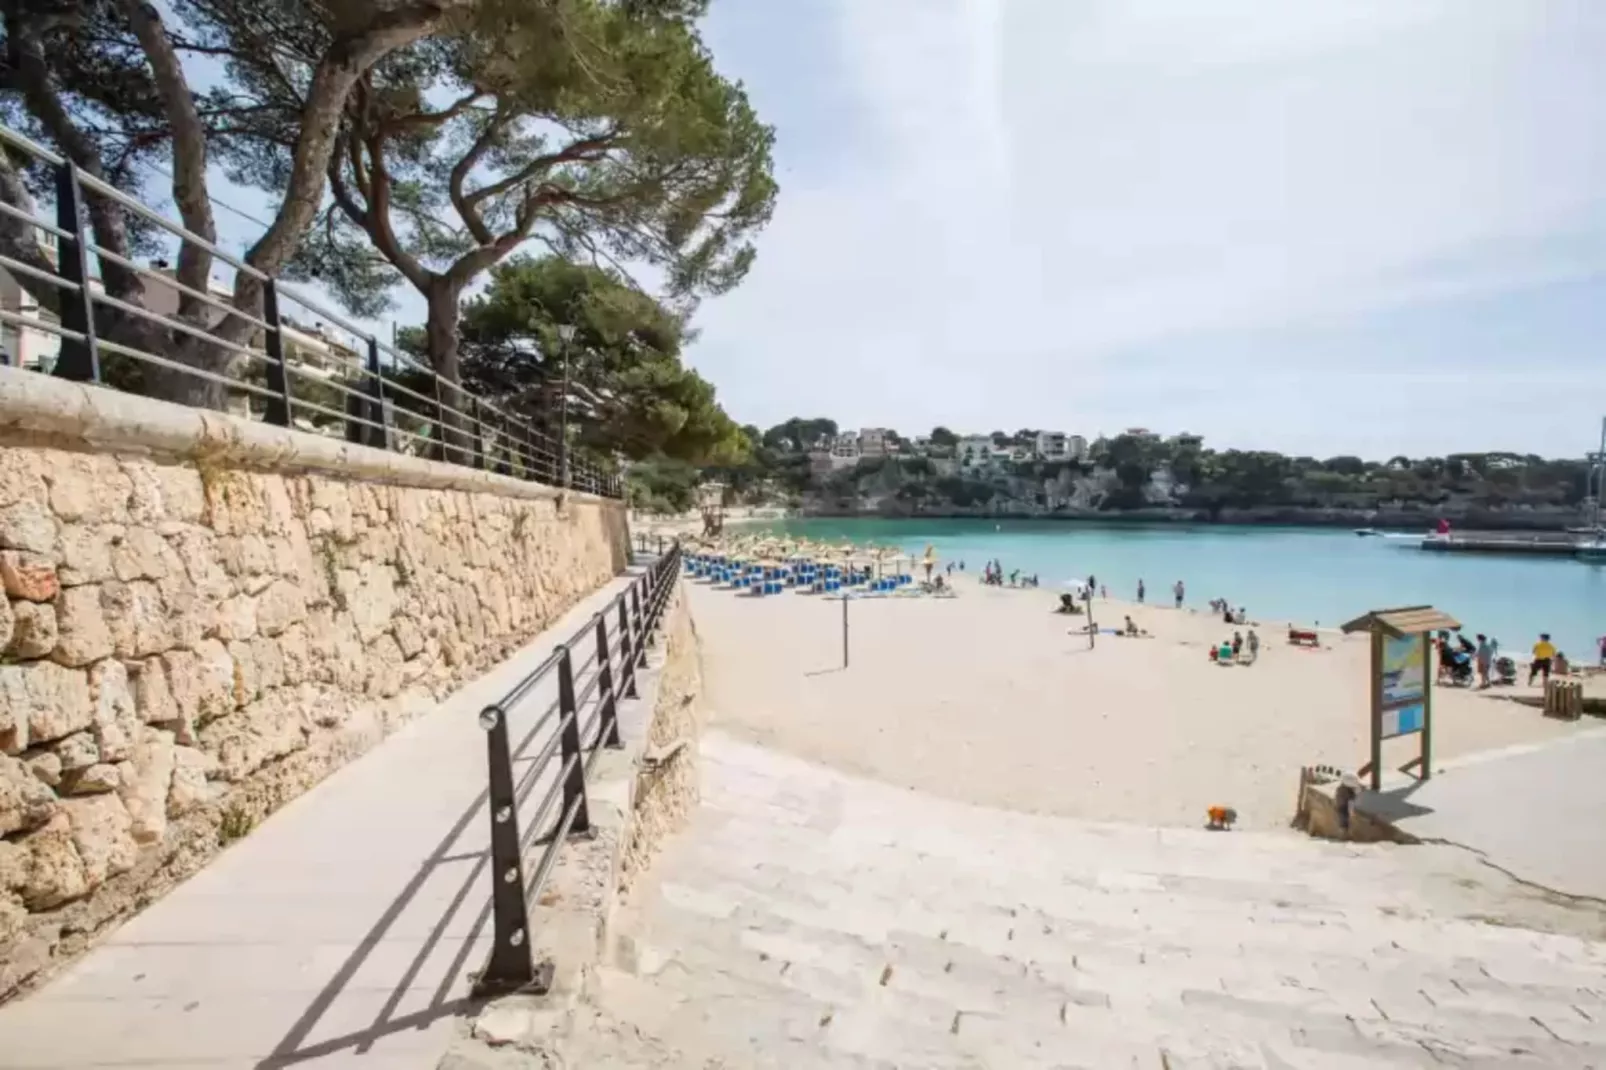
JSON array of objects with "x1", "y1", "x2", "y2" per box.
[
  {"x1": 1359, "y1": 727, "x2": 1606, "y2": 901},
  {"x1": 0, "y1": 567, "x2": 649, "y2": 1070}
]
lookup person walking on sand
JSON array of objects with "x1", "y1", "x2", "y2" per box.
[
  {"x1": 1137, "y1": 579, "x2": 1145, "y2": 604},
  {"x1": 1529, "y1": 632, "x2": 1557, "y2": 686},
  {"x1": 1475, "y1": 633, "x2": 1493, "y2": 688},
  {"x1": 1173, "y1": 579, "x2": 1185, "y2": 609}
]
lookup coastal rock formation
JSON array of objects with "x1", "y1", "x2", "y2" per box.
[{"x1": 0, "y1": 445, "x2": 627, "y2": 1000}]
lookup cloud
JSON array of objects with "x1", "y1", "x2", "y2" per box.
[{"x1": 689, "y1": 0, "x2": 1606, "y2": 456}]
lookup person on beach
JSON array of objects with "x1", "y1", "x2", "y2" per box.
[
  {"x1": 1475, "y1": 634, "x2": 1493, "y2": 688},
  {"x1": 1087, "y1": 574, "x2": 1097, "y2": 597},
  {"x1": 1137, "y1": 579, "x2": 1145, "y2": 604},
  {"x1": 1597, "y1": 634, "x2": 1606, "y2": 667},
  {"x1": 1529, "y1": 633, "x2": 1557, "y2": 685},
  {"x1": 1231, "y1": 631, "x2": 1243, "y2": 657},
  {"x1": 1247, "y1": 629, "x2": 1260, "y2": 662},
  {"x1": 1173, "y1": 580, "x2": 1185, "y2": 609}
]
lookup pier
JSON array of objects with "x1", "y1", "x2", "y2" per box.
[{"x1": 1420, "y1": 531, "x2": 1600, "y2": 557}]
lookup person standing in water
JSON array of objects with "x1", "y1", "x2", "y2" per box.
[
  {"x1": 1173, "y1": 579, "x2": 1185, "y2": 609},
  {"x1": 1136, "y1": 579, "x2": 1145, "y2": 604}
]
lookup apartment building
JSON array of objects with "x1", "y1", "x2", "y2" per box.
[
  {"x1": 1067, "y1": 434, "x2": 1089, "y2": 461},
  {"x1": 957, "y1": 436, "x2": 995, "y2": 469},
  {"x1": 1034, "y1": 430, "x2": 1068, "y2": 460},
  {"x1": 858, "y1": 428, "x2": 891, "y2": 458}
]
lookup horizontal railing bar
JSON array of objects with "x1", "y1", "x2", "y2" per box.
[
  {"x1": 0, "y1": 123, "x2": 65, "y2": 166},
  {"x1": 91, "y1": 246, "x2": 272, "y2": 333},
  {"x1": 273, "y1": 283, "x2": 376, "y2": 346},
  {"x1": 0, "y1": 201, "x2": 73, "y2": 241},
  {"x1": 73, "y1": 171, "x2": 269, "y2": 281},
  {"x1": 524, "y1": 793, "x2": 586, "y2": 910},
  {"x1": 97, "y1": 338, "x2": 282, "y2": 400},
  {"x1": 0, "y1": 253, "x2": 79, "y2": 291},
  {"x1": 90, "y1": 290, "x2": 260, "y2": 360},
  {"x1": 0, "y1": 308, "x2": 84, "y2": 341},
  {"x1": 519, "y1": 751, "x2": 579, "y2": 858}
]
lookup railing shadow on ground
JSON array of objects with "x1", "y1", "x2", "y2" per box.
[{"x1": 251, "y1": 547, "x2": 680, "y2": 1068}]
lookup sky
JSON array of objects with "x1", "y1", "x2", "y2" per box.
[
  {"x1": 180, "y1": 0, "x2": 1606, "y2": 460},
  {"x1": 683, "y1": 0, "x2": 1606, "y2": 459}
]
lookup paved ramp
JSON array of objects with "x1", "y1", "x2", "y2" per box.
[
  {"x1": 564, "y1": 733, "x2": 1606, "y2": 1068},
  {"x1": 0, "y1": 571, "x2": 648, "y2": 1070},
  {"x1": 1357, "y1": 728, "x2": 1606, "y2": 901}
]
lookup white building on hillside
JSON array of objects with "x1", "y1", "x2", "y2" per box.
[
  {"x1": 1067, "y1": 435, "x2": 1089, "y2": 461},
  {"x1": 828, "y1": 432, "x2": 861, "y2": 469},
  {"x1": 859, "y1": 428, "x2": 891, "y2": 458},
  {"x1": 1034, "y1": 430, "x2": 1069, "y2": 460},
  {"x1": 957, "y1": 436, "x2": 994, "y2": 469}
]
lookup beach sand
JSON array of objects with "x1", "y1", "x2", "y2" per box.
[{"x1": 686, "y1": 577, "x2": 1593, "y2": 830}]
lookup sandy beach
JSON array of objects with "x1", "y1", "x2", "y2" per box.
[{"x1": 686, "y1": 574, "x2": 1594, "y2": 830}]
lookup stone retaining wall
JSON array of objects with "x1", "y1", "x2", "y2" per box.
[{"x1": 0, "y1": 369, "x2": 628, "y2": 1000}]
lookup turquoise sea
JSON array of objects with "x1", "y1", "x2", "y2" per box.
[{"x1": 752, "y1": 518, "x2": 1606, "y2": 659}]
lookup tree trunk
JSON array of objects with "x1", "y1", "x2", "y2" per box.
[{"x1": 425, "y1": 280, "x2": 468, "y2": 464}]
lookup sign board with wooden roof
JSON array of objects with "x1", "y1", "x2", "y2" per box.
[
  {"x1": 1342, "y1": 605, "x2": 1457, "y2": 791},
  {"x1": 1340, "y1": 605, "x2": 1461, "y2": 639}
]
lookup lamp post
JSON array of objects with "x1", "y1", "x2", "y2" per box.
[{"x1": 556, "y1": 324, "x2": 576, "y2": 488}]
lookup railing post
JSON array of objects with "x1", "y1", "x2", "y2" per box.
[
  {"x1": 594, "y1": 617, "x2": 622, "y2": 749},
  {"x1": 630, "y1": 584, "x2": 645, "y2": 664},
  {"x1": 472, "y1": 703, "x2": 542, "y2": 997},
  {"x1": 471, "y1": 397, "x2": 488, "y2": 470},
  {"x1": 53, "y1": 160, "x2": 101, "y2": 383},
  {"x1": 364, "y1": 336, "x2": 389, "y2": 449},
  {"x1": 260, "y1": 279, "x2": 293, "y2": 428},
  {"x1": 617, "y1": 599, "x2": 636, "y2": 698},
  {"x1": 555, "y1": 647, "x2": 592, "y2": 837},
  {"x1": 433, "y1": 378, "x2": 449, "y2": 464}
]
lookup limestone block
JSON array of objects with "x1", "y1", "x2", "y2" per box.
[
  {"x1": 54, "y1": 732, "x2": 100, "y2": 772},
  {"x1": 0, "y1": 753, "x2": 58, "y2": 835},
  {"x1": 0, "y1": 592, "x2": 9, "y2": 650},
  {"x1": 184, "y1": 640, "x2": 236, "y2": 724},
  {"x1": 166, "y1": 527, "x2": 232, "y2": 602},
  {"x1": 217, "y1": 534, "x2": 274, "y2": 580},
  {"x1": 255, "y1": 580, "x2": 307, "y2": 638},
  {"x1": 167, "y1": 745, "x2": 217, "y2": 815},
  {"x1": 62, "y1": 762, "x2": 121, "y2": 795},
  {"x1": 118, "y1": 727, "x2": 175, "y2": 844},
  {"x1": 366, "y1": 634, "x2": 405, "y2": 698},
  {"x1": 200, "y1": 692, "x2": 309, "y2": 782},
  {"x1": 0, "y1": 499, "x2": 57, "y2": 556},
  {"x1": 249, "y1": 635, "x2": 286, "y2": 694},
  {"x1": 0, "y1": 449, "x2": 48, "y2": 509},
  {"x1": 125, "y1": 460, "x2": 205, "y2": 525},
  {"x1": 55, "y1": 524, "x2": 120, "y2": 586},
  {"x1": 0, "y1": 838, "x2": 24, "y2": 893},
  {"x1": 214, "y1": 593, "x2": 258, "y2": 643},
  {"x1": 89, "y1": 659, "x2": 140, "y2": 762},
  {"x1": 277, "y1": 624, "x2": 312, "y2": 685},
  {"x1": 132, "y1": 657, "x2": 176, "y2": 724},
  {"x1": 100, "y1": 579, "x2": 176, "y2": 659},
  {"x1": 46, "y1": 454, "x2": 131, "y2": 524},
  {"x1": 110, "y1": 526, "x2": 179, "y2": 582},
  {"x1": 393, "y1": 617, "x2": 425, "y2": 660},
  {"x1": 52, "y1": 584, "x2": 114, "y2": 666},
  {"x1": 0, "y1": 551, "x2": 59, "y2": 601},
  {"x1": 227, "y1": 640, "x2": 260, "y2": 708},
  {"x1": 61, "y1": 792, "x2": 137, "y2": 886},
  {"x1": 15, "y1": 813, "x2": 89, "y2": 909},
  {"x1": 22, "y1": 749, "x2": 61, "y2": 788},
  {"x1": 155, "y1": 573, "x2": 210, "y2": 650},
  {"x1": 7, "y1": 600, "x2": 58, "y2": 659},
  {"x1": 3, "y1": 660, "x2": 92, "y2": 746}
]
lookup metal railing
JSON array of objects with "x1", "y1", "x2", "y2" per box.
[
  {"x1": 0, "y1": 122, "x2": 620, "y2": 498},
  {"x1": 473, "y1": 541, "x2": 682, "y2": 997}
]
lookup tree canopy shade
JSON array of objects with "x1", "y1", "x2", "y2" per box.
[
  {"x1": 450, "y1": 254, "x2": 747, "y2": 467},
  {"x1": 0, "y1": 0, "x2": 475, "y2": 405},
  {"x1": 215, "y1": 0, "x2": 778, "y2": 388}
]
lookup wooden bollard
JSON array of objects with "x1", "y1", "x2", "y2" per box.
[{"x1": 1544, "y1": 678, "x2": 1583, "y2": 720}]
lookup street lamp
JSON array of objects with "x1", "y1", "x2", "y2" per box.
[{"x1": 556, "y1": 324, "x2": 576, "y2": 487}]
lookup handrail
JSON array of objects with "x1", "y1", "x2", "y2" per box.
[
  {"x1": 0, "y1": 118, "x2": 621, "y2": 500},
  {"x1": 472, "y1": 541, "x2": 682, "y2": 997}
]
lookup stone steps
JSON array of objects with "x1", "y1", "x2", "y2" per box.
[{"x1": 566, "y1": 734, "x2": 1606, "y2": 1068}]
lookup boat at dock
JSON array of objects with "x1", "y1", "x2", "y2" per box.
[{"x1": 1420, "y1": 530, "x2": 1606, "y2": 558}]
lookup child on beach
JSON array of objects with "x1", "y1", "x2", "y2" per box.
[
  {"x1": 1173, "y1": 580, "x2": 1185, "y2": 608},
  {"x1": 1529, "y1": 633, "x2": 1556, "y2": 685}
]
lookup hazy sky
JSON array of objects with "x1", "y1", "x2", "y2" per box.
[
  {"x1": 184, "y1": 1, "x2": 1606, "y2": 460},
  {"x1": 687, "y1": 0, "x2": 1606, "y2": 458}
]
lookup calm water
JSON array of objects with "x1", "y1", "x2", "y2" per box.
[{"x1": 753, "y1": 518, "x2": 1606, "y2": 657}]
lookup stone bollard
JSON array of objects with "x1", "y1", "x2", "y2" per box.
[{"x1": 1543, "y1": 678, "x2": 1583, "y2": 720}]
